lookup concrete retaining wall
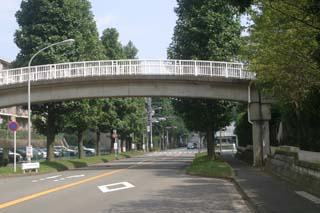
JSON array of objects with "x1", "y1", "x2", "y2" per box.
[
  {"x1": 271, "y1": 146, "x2": 320, "y2": 162},
  {"x1": 266, "y1": 154, "x2": 320, "y2": 197}
]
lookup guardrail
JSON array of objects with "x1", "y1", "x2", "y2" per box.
[{"x1": 0, "y1": 59, "x2": 255, "y2": 86}]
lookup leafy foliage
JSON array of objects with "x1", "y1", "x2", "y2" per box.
[
  {"x1": 14, "y1": 0, "x2": 104, "y2": 160},
  {"x1": 168, "y1": 0, "x2": 242, "y2": 61},
  {"x1": 244, "y1": 0, "x2": 320, "y2": 151},
  {"x1": 168, "y1": 0, "x2": 242, "y2": 158},
  {"x1": 101, "y1": 28, "x2": 138, "y2": 59},
  {"x1": 247, "y1": 0, "x2": 320, "y2": 106}
]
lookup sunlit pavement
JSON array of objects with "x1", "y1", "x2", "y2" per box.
[{"x1": 0, "y1": 148, "x2": 251, "y2": 213}]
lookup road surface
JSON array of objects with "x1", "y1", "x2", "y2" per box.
[{"x1": 0, "y1": 149, "x2": 251, "y2": 213}]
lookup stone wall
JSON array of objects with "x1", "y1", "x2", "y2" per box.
[
  {"x1": 271, "y1": 146, "x2": 320, "y2": 162},
  {"x1": 266, "y1": 153, "x2": 320, "y2": 197}
]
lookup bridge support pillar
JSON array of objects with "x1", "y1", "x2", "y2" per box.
[{"x1": 249, "y1": 103, "x2": 271, "y2": 167}]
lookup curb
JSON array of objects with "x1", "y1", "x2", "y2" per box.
[{"x1": 230, "y1": 177, "x2": 260, "y2": 213}]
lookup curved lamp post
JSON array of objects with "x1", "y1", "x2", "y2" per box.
[{"x1": 27, "y1": 39, "x2": 75, "y2": 162}]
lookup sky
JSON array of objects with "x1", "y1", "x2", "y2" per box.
[{"x1": 0, "y1": 0, "x2": 178, "y2": 62}]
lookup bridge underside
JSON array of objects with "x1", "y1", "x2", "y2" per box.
[
  {"x1": 0, "y1": 75, "x2": 271, "y2": 167},
  {"x1": 0, "y1": 76, "x2": 260, "y2": 108}
]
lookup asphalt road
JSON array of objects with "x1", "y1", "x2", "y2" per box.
[{"x1": 0, "y1": 149, "x2": 251, "y2": 213}]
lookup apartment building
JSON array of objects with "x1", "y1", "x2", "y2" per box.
[{"x1": 0, "y1": 58, "x2": 28, "y2": 129}]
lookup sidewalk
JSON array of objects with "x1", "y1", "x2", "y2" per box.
[{"x1": 222, "y1": 154, "x2": 320, "y2": 213}]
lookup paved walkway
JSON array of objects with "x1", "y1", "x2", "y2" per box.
[{"x1": 222, "y1": 154, "x2": 320, "y2": 213}]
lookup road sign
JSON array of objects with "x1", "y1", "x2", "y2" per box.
[
  {"x1": 112, "y1": 130, "x2": 117, "y2": 139},
  {"x1": 113, "y1": 142, "x2": 118, "y2": 150},
  {"x1": 8, "y1": 121, "x2": 19, "y2": 132},
  {"x1": 26, "y1": 145, "x2": 33, "y2": 158}
]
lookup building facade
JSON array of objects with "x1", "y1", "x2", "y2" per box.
[{"x1": 0, "y1": 58, "x2": 28, "y2": 129}]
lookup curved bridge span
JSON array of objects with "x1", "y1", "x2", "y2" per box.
[
  {"x1": 0, "y1": 59, "x2": 272, "y2": 167},
  {"x1": 0, "y1": 59, "x2": 256, "y2": 108}
]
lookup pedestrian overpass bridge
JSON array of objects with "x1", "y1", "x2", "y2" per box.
[
  {"x1": 0, "y1": 59, "x2": 258, "y2": 107},
  {"x1": 0, "y1": 59, "x2": 271, "y2": 166}
]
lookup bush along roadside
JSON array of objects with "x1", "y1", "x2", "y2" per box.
[
  {"x1": 186, "y1": 153, "x2": 234, "y2": 179},
  {"x1": 0, "y1": 151, "x2": 143, "y2": 177}
]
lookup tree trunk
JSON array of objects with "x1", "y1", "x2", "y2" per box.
[
  {"x1": 207, "y1": 126, "x2": 215, "y2": 159},
  {"x1": 47, "y1": 105, "x2": 55, "y2": 161},
  {"x1": 1, "y1": 148, "x2": 9, "y2": 167},
  {"x1": 110, "y1": 129, "x2": 114, "y2": 153},
  {"x1": 294, "y1": 102, "x2": 303, "y2": 147},
  {"x1": 96, "y1": 131, "x2": 101, "y2": 156},
  {"x1": 78, "y1": 131, "x2": 84, "y2": 159}
]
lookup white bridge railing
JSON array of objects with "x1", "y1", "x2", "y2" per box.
[{"x1": 0, "y1": 59, "x2": 255, "y2": 86}]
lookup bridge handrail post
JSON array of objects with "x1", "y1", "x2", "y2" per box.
[
  {"x1": 194, "y1": 61, "x2": 198, "y2": 76},
  {"x1": 6, "y1": 70, "x2": 8, "y2": 85},
  {"x1": 129, "y1": 60, "x2": 132, "y2": 75},
  {"x1": 53, "y1": 65, "x2": 56, "y2": 79},
  {"x1": 225, "y1": 63, "x2": 229, "y2": 78},
  {"x1": 111, "y1": 60, "x2": 114, "y2": 75},
  {"x1": 210, "y1": 62, "x2": 213, "y2": 77},
  {"x1": 19, "y1": 68, "x2": 22, "y2": 83},
  {"x1": 174, "y1": 60, "x2": 177, "y2": 74},
  {"x1": 35, "y1": 67, "x2": 38, "y2": 81},
  {"x1": 98, "y1": 61, "x2": 101, "y2": 76},
  {"x1": 240, "y1": 63, "x2": 243, "y2": 79}
]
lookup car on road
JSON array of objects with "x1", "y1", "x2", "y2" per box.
[
  {"x1": 54, "y1": 146, "x2": 76, "y2": 157},
  {"x1": 74, "y1": 146, "x2": 96, "y2": 156},
  {"x1": 187, "y1": 142, "x2": 197, "y2": 149},
  {"x1": 0, "y1": 148, "x2": 23, "y2": 162}
]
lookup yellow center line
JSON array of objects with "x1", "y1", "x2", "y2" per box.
[{"x1": 0, "y1": 169, "x2": 123, "y2": 209}]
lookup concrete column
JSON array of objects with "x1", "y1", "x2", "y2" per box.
[{"x1": 249, "y1": 103, "x2": 271, "y2": 167}]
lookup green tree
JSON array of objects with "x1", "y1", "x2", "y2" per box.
[
  {"x1": 247, "y1": 0, "x2": 320, "y2": 145},
  {"x1": 14, "y1": 0, "x2": 104, "y2": 160},
  {"x1": 168, "y1": 0, "x2": 242, "y2": 158},
  {"x1": 152, "y1": 98, "x2": 189, "y2": 149},
  {"x1": 101, "y1": 28, "x2": 124, "y2": 59},
  {"x1": 123, "y1": 41, "x2": 138, "y2": 59},
  {"x1": 173, "y1": 99, "x2": 234, "y2": 158},
  {"x1": 111, "y1": 98, "x2": 146, "y2": 151},
  {"x1": 168, "y1": 0, "x2": 242, "y2": 60},
  {"x1": 100, "y1": 27, "x2": 142, "y2": 150},
  {"x1": 62, "y1": 100, "x2": 99, "y2": 159}
]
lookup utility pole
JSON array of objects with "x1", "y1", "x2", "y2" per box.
[{"x1": 147, "y1": 98, "x2": 153, "y2": 150}]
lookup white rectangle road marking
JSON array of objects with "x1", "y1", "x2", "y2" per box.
[
  {"x1": 98, "y1": 182, "x2": 135, "y2": 193},
  {"x1": 46, "y1": 175, "x2": 62, "y2": 180},
  {"x1": 66, "y1": 174, "x2": 85, "y2": 179},
  {"x1": 296, "y1": 191, "x2": 320, "y2": 204}
]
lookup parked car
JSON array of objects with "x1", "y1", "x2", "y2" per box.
[
  {"x1": 83, "y1": 146, "x2": 96, "y2": 156},
  {"x1": 74, "y1": 146, "x2": 96, "y2": 156},
  {"x1": 1, "y1": 148, "x2": 23, "y2": 162},
  {"x1": 187, "y1": 142, "x2": 197, "y2": 149},
  {"x1": 54, "y1": 146, "x2": 76, "y2": 157},
  {"x1": 8, "y1": 151, "x2": 23, "y2": 163},
  {"x1": 16, "y1": 148, "x2": 44, "y2": 160}
]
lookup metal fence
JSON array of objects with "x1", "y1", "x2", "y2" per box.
[{"x1": 0, "y1": 59, "x2": 255, "y2": 86}]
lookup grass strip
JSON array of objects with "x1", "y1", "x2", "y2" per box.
[
  {"x1": 186, "y1": 153, "x2": 234, "y2": 178},
  {"x1": 0, "y1": 151, "x2": 143, "y2": 177}
]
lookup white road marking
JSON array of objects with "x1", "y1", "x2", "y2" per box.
[
  {"x1": 54, "y1": 178, "x2": 66, "y2": 182},
  {"x1": 98, "y1": 182, "x2": 135, "y2": 193},
  {"x1": 32, "y1": 175, "x2": 62, "y2": 183},
  {"x1": 46, "y1": 175, "x2": 62, "y2": 180},
  {"x1": 66, "y1": 174, "x2": 85, "y2": 179},
  {"x1": 296, "y1": 191, "x2": 320, "y2": 204}
]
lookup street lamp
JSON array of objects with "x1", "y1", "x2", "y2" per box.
[{"x1": 27, "y1": 39, "x2": 75, "y2": 162}]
